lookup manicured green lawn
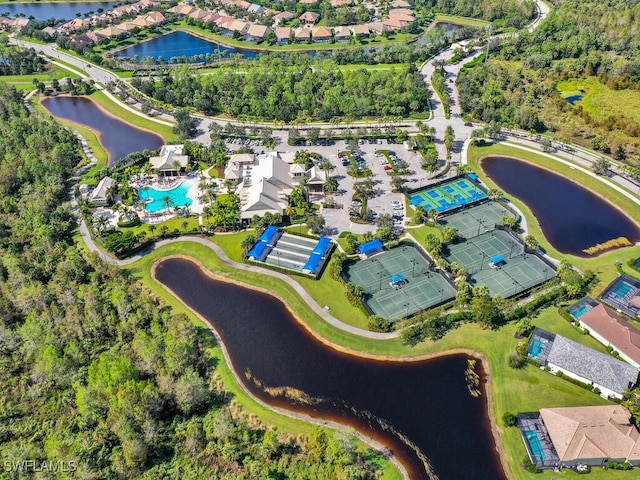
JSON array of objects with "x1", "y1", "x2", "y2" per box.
[
  {"x1": 557, "y1": 77, "x2": 640, "y2": 126},
  {"x1": 90, "y1": 90, "x2": 177, "y2": 142},
  {"x1": 467, "y1": 142, "x2": 640, "y2": 292},
  {"x1": 1, "y1": 66, "x2": 79, "y2": 84},
  {"x1": 121, "y1": 215, "x2": 200, "y2": 237},
  {"x1": 432, "y1": 14, "x2": 490, "y2": 29}
]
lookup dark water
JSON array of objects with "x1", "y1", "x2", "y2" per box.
[
  {"x1": 1, "y1": 2, "x2": 118, "y2": 21},
  {"x1": 42, "y1": 96, "x2": 164, "y2": 166},
  {"x1": 114, "y1": 31, "x2": 317, "y2": 61},
  {"x1": 481, "y1": 156, "x2": 640, "y2": 256},
  {"x1": 155, "y1": 258, "x2": 507, "y2": 480},
  {"x1": 565, "y1": 94, "x2": 583, "y2": 105}
]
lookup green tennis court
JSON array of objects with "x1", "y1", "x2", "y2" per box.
[
  {"x1": 408, "y1": 177, "x2": 487, "y2": 213},
  {"x1": 443, "y1": 229, "x2": 555, "y2": 297},
  {"x1": 343, "y1": 245, "x2": 456, "y2": 321},
  {"x1": 440, "y1": 202, "x2": 512, "y2": 239}
]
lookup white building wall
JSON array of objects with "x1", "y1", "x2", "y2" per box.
[
  {"x1": 547, "y1": 362, "x2": 623, "y2": 400},
  {"x1": 579, "y1": 321, "x2": 640, "y2": 369}
]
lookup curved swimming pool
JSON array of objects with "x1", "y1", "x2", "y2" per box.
[{"x1": 140, "y1": 181, "x2": 194, "y2": 212}]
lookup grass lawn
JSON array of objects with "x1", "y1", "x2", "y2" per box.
[
  {"x1": 89, "y1": 90, "x2": 177, "y2": 142},
  {"x1": 121, "y1": 215, "x2": 200, "y2": 237},
  {"x1": 467, "y1": 142, "x2": 640, "y2": 291},
  {"x1": 432, "y1": 14, "x2": 490, "y2": 29},
  {"x1": 121, "y1": 237, "x2": 637, "y2": 480},
  {"x1": 1, "y1": 66, "x2": 80, "y2": 85},
  {"x1": 557, "y1": 77, "x2": 640, "y2": 126}
]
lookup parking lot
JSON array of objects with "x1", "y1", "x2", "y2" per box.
[{"x1": 225, "y1": 137, "x2": 456, "y2": 238}]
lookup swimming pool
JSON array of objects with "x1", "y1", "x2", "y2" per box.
[
  {"x1": 140, "y1": 181, "x2": 194, "y2": 212},
  {"x1": 610, "y1": 281, "x2": 632, "y2": 299},
  {"x1": 527, "y1": 339, "x2": 545, "y2": 359},
  {"x1": 570, "y1": 305, "x2": 591, "y2": 319},
  {"x1": 524, "y1": 430, "x2": 546, "y2": 461}
]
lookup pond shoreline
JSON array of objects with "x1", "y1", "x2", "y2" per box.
[
  {"x1": 151, "y1": 254, "x2": 508, "y2": 480},
  {"x1": 479, "y1": 153, "x2": 640, "y2": 257}
]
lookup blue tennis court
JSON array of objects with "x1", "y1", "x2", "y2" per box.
[{"x1": 408, "y1": 176, "x2": 487, "y2": 213}]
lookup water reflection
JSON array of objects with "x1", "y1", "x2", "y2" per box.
[{"x1": 154, "y1": 258, "x2": 507, "y2": 480}]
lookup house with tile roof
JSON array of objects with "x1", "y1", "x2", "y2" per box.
[
  {"x1": 272, "y1": 11, "x2": 295, "y2": 24},
  {"x1": 312, "y1": 26, "x2": 332, "y2": 42},
  {"x1": 274, "y1": 27, "x2": 292, "y2": 44},
  {"x1": 245, "y1": 24, "x2": 269, "y2": 41},
  {"x1": 540, "y1": 406, "x2": 640, "y2": 467},
  {"x1": 299, "y1": 11, "x2": 321, "y2": 24},
  {"x1": 351, "y1": 24, "x2": 370, "y2": 38},
  {"x1": 546, "y1": 333, "x2": 639, "y2": 399},
  {"x1": 333, "y1": 26, "x2": 351, "y2": 42},
  {"x1": 578, "y1": 303, "x2": 640, "y2": 368}
]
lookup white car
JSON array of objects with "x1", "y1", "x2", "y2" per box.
[{"x1": 390, "y1": 200, "x2": 402, "y2": 207}]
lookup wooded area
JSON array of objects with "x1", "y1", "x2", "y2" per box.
[{"x1": 0, "y1": 83, "x2": 381, "y2": 478}]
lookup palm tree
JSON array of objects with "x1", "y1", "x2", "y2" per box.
[
  {"x1": 223, "y1": 179, "x2": 234, "y2": 194},
  {"x1": 93, "y1": 215, "x2": 109, "y2": 236},
  {"x1": 427, "y1": 208, "x2": 440, "y2": 225},
  {"x1": 160, "y1": 225, "x2": 169, "y2": 238},
  {"x1": 323, "y1": 176, "x2": 338, "y2": 194},
  {"x1": 148, "y1": 224, "x2": 157, "y2": 238},
  {"x1": 202, "y1": 206, "x2": 212, "y2": 226},
  {"x1": 488, "y1": 188, "x2": 504, "y2": 201},
  {"x1": 240, "y1": 234, "x2": 256, "y2": 255},
  {"x1": 161, "y1": 195, "x2": 174, "y2": 219},
  {"x1": 182, "y1": 220, "x2": 189, "y2": 231},
  {"x1": 141, "y1": 185, "x2": 150, "y2": 199}
]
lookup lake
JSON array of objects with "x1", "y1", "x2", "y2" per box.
[
  {"x1": 41, "y1": 96, "x2": 164, "y2": 166},
  {"x1": 481, "y1": 156, "x2": 640, "y2": 255},
  {"x1": 1, "y1": 2, "x2": 118, "y2": 21},
  {"x1": 114, "y1": 31, "x2": 317, "y2": 62},
  {"x1": 154, "y1": 258, "x2": 507, "y2": 480}
]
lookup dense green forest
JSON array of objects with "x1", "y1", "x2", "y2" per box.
[
  {"x1": 132, "y1": 64, "x2": 430, "y2": 121},
  {"x1": 458, "y1": 0, "x2": 640, "y2": 160},
  {"x1": 0, "y1": 44, "x2": 46, "y2": 76},
  {"x1": 415, "y1": 0, "x2": 536, "y2": 27},
  {"x1": 0, "y1": 83, "x2": 382, "y2": 478}
]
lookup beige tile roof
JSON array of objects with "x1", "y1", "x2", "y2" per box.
[
  {"x1": 311, "y1": 26, "x2": 332, "y2": 39},
  {"x1": 580, "y1": 304, "x2": 640, "y2": 365},
  {"x1": 299, "y1": 12, "x2": 320, "y2": 24},
  {"x1": 541, "y1": 406, "x2": 640, "y2": 463},
  {"x1": 246, "y1": 24, "x2": 269, "y2": 38}
]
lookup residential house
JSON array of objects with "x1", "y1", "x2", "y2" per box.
[
  {"x1": 149, "y1": 145, "x2": 190, "y2": 177},
  {"x1": 90, "y1": 176, "x2": 114, "y2": 205},
  {"x1": 311, "y1": 26, "x2": 332, "y2": 42},
  {"x1": 540, "y1": 406, "x2": 640, "y2": 467},
  {"x1": 545, "y1": 333, "x2": 639, "y2": 399},
  {"x1": 145, "y1": 11, "x2": 166, "y2": 25},
  {"x1": 272, "y1": 11, "x2": 295, "y2": 24},
  {"x1": 299, "y1": 0, "x2": 319, "y2": 4},
  {"x1": 330, "y1": 0, "x2": 353, "y2": 6},
  {"x1": 299, "y1": 11, "x2": 321, "y2": 24},
  {"x1": 578, "y1": 303, "x2": 640, "y2": 368},
  {"x1": 247, "y1": 3, "x2": 266, "y2": 15},
  {"x1": 391, "y1": 0, "x2": 412, "y2": 7},
  {"x1": 97, "y1": 25, "x2": 127, "y2": 38},
  {"x1": 351, "y1": 24, "x2": 370, "y2": 38},
  {"x1": 225, "y1": 19, "x2": 249, "y2": 36},
  {"x1": 388, "y1": 8, "x2": 414, "y2": 17},
  {"x1": 168, "y1": 4, "x2": 196, "y2": 16},
  {"x1": 294, "y1": 26, "x2": 312, "y2": 42},
  {"x1": 369, "y1": 22, "x2": 391, "y2": 35},
  {"x1": 382, "y1": 18, "x2": 410, "y2": 30},
  {"x1": 333, "y1": 26, "x2": 351, "y2": 42},
  {"x1": 274, "y1": 27, "x2": 292, "y2": 44},
  {"x1": 245, "y1": 24, "x2": 269, "y2": 42}
]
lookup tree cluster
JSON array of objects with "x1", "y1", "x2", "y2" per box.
[
  {"x1": 131, "y1": 64, "x2": 430, "y2": 122},
  {"x1": 0, "y1": 83, "x2": 381, "y2": 478}
]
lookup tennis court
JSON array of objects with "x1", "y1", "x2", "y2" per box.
[
  {"x1": 343, "y1": 245, "x2": 456, "y2": 320},
  {"x1": 443, "y1": 229, "x2": 555, "y2": 298},
  {"x1": 409, "y1": 176, "x2": 487, "y2": 212},
  {"x1": 439, "y1": 202, "x2": 512, "y2": 239}
]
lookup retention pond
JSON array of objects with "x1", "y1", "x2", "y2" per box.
[
  {"x1": 154, "y1": 257, "x2": 507, "y2": 480},
  {"x1": 481, "y1": 155, "x2": 640, "y2": 256},
  {"x1": 41, "y1": 96, "x2": 164, "y2": 166}
]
